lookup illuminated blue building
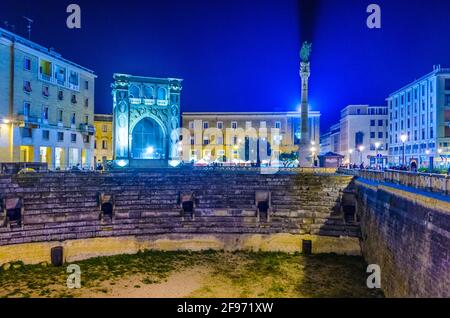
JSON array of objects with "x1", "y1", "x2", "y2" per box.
[{"x1": 111, "y1": 74, "x2": 182, "y2": 167}]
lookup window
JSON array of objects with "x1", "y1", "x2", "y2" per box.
[
  {"x1": 57, "y1": 132, "x2": 64, "y2": 142},
  {"x1": 24, "y1": 57, "x2": 31, "y2": 71},
  {"x1": 94, "y1": 140, "x2": 97, "y2": 149},
  {"x1": 84, "y1": 80, "x2": 89, "y2": 90},
  {"x1": 83, "y1": 135, "x2": 90, "y2": 143},
  {"x1": 190, "y1": 136, "x2": 194, "y2": 145},
  {"x1": 203, "y1": 137, "x2": 209, "y2": 145},
  {"x1": 355, "y1": 132, "x2": 364, "y2": 147},
  {"x1": 370, "y1": 132, "x2": 375, "y2": 139},
  {"x1": 445, "y1": 79, "x2": 450, "y2": 90},
  {"x1": 71, "y1": 94, "x2": 77, "y2": 104},
  {"x1": 188, "y1": 121, "x2": 194, "y2": 129},
  {"x1": 203, "y1": 122, "x2": 209, "y2": 129},
  {"x1": 216, "y1": 136, "x2": 223, "y2": 145},
  {"x1": 71, "y1": 134, "x2": 77, "y2": 143},
  {"x1": 260, "y1": 121, "x2": 266, "y2": 128},
  {"x1": 157, "y1": 87, "x2": 166, "y2": 100},
  {"x1": 58, "y1": 110, "x2": 63, "y2": 122},
  {"x1": 58, "y1": 90, "x2": 64, "y2": 101},
  {"x1": 68, "y1": 70, "x2": 79, "y2": 88},
  {"x1": 42, "y1": 130, "x2": 50, "y2": 140},
  {"x1": 217, "y1": 121, "x2": 223, "y2": 129},
  {"x1": 378, "y1": 120, "x2": 383, "y2": 126},
  {"x1": 23, "y1": 102, "x2": 30, "y2": 116},
  {"x1": 370, "y1": 120, "x2": 375, "y2": 127},
  {"x1": 275, "y1": 121, "x2": 281, "y2": 129},
  {"x1": 42, "y1": 86, "x2": 49, "y2": 97},
  {"x1": 23, "y1": 80, "x2": 32, "y2": 93},
  {"x1": 71, "y1": 113, "x2": 76, "y2": 125},
  {"x1": 85, "y1": 115, "x2": 89, "y2": 124},
  {"x1": 231, "y1": 121, "x2": 237, "y2": 129},
  {"x1": 102, "y1": 125, "x2": 107, "y2": 132},
  {"x1": 84, "y1": 98, "x2": 89, "y2": 107},
  {"x1": 245, "y1": 121, "x2": 252, "y2": 129},
  {"x1": 378, "y1": 132, "x2": 383, "y2": 139},
  {"x1": 445, "y1": 94, "x2": 450, "y2": 106},
  {"x1": 42, "y1": 107, "x2": 49, "y2": 120},
  {"x1": 102, "y1": 140, "x2": 107, "y2": 149},
  {"x1": 430, "y1": 127, "x2": 434, "y2": 139}
]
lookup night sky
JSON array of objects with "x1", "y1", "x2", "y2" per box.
[{"x1": 1, "y1": 0, "x2": 450, "y2": 132}]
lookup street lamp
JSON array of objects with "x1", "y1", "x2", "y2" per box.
[
  {"x1": 358, "y1": 145, "x2": 365, "y2": 167},
  {"x1": 348, "y1": 149, "x2": 353, "y2": 168},
  {"x1": 374, "y1": 142, "x2": 381, "y2": 169},
  {"x1": 400, "y1": 134, "x2": 408, "y2": 167},
  {"x1": 310, "y1": 145, "x2": 317, "y2": 167}
]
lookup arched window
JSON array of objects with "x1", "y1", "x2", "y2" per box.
[
  {"x1": 143, "y1": 86, "x2": 153, "y2": 99},
  {"x1": 129, "y1": 85, "x2": 140, "y2": 99},
  {"x1": 157, "y1": 87, "x2": 167, "y2": 100}
]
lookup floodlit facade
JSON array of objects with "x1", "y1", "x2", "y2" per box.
[
  {"x1": 387, "y1": 65, "x2": 450, "y2": 168},
  {"x1": 111, "y1": 74, "x2": 182, "y2": 168},
  {"x1": 181, "y1": 111, "x2": 320, "y2": 163},
  {"x1": 94, "y1": 114, "x2": 113, "y2": 164},
  {"x1": 0, "y1": 27, "x2": 96, "y2": 169},
  {"x1": 321, "y1": 105, "x2": 389, "y2": 166}
]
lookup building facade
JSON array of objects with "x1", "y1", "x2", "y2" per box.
[
  {"x1": 320, "y1": 123, "x2": 340, "y2": 155},
  {"x1": 320, "y1": 105, "x2": 388, "y2": 167},
  {"x1": 181, "y1": 111, "x2": 320, "y2": 163},
  {"x1": 94, "y1": 114, "x2": 113, "y2": 164},
  {"x1": 387, "y1": 65, "x2": 450, "y2": 168},
  {"x1": 111, "y1": 74, "x2": 182, "y2": 168},
  {"x1": 0, "y1": 28, "x2": 96, "y2": 169}
]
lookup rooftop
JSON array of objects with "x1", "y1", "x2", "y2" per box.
[
  {"x1": 388, "y1": 65, "x2": 450, "y2": 97},
  {"x1": 0, "y1": 27, "x2": 95, "y2": 74}
]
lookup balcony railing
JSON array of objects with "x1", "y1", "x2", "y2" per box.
[{"x1": 79, "y1": 123, "x2": 95, "y2": 135}]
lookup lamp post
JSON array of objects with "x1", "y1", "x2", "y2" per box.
[
  {"x1": 374, "y1": 142, "x2": 380, "y2": 169},
  {"x1": 358, "y1": 145, "x2": 365, "y2": 167},
  {"x1": 400, "y1": 134, "x2": 408, "y2": 167},
  {"x1": 425, "y1": 149, "x2": 431, "y2": 172},
  {"x1": 348, "y1": 149, "x2": 353, "y2": 168},
  {"x1": 310, "y1": 141, "x2": 317, "y2": 167}
]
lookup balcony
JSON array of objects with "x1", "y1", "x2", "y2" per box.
[
  {"x1": 79, "y1": 123, "x2": 95, "y2": 135},
  {"x1": 157, "y1": 99, "x2": 169, "y2": 106},
  {"x1": 144, "y1": 99, "x2": 155, "y2": 106},
  {"x1": 130, "y1": 98, "x2": 141, "y2": 105}
]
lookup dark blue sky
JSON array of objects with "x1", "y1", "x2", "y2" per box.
[{"x1": 1, "y1": 0, "x2": 450, "y2": 132}]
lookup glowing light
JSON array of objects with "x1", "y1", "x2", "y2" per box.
[
  {"x1": 116, "y1": 160, "x2": 128, "y2": 167},
  {"x1": 169, "y1": 160, "x2": 181, "y2": 167},
  {"x1": 358, "y1": 145, "x2": 365, "y2": 152},
  {"x1": 375, "y1": 142, "x2": 380, "y2": 149},
  {"x1": 310, "y1": 141, "x2": 316, "y2": 146},
  {"x1": 2, "y1": 118, "x2": 10, "y2": 124},
  {"x1": 349, "y1": 149, "x2": 353, "y2": 154},
  {"x1": 400, "y1": 134, "x2": 408, "y2": 143},
  {"x1": 425, "y1": 149, "x2": 430, "y2": 155},
  {"x1": 146, "y1": 146, "x2": 154, "y2": 155},
  {"x1": 438, "y1": 148, "x2": 443, "y2": 154},
  {"x1": 310, "y1": 146, "x2": 316, "y2": 152}
]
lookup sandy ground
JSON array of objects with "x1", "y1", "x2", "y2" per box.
[{"x1": 80, "y1": 267, "x2": 210, "y2": 298}]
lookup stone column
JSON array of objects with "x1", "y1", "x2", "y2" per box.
[{"x1": 298, "y1": 61, "x2": 311, "y2": 167}]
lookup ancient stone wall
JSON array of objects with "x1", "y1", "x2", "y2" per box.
[
  {"x1": 356, "y1": 178, "x2": 450, "y2": 297},
  {"x1": 0, "y1": 169, "x2": 358, "y2": 260}
]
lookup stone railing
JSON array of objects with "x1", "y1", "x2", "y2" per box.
[{"x1": 338, "y1": 168, "x2": 450, "y2": 194}]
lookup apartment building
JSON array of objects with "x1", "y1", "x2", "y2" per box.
[
  {"x1": 94, "y1": 114, "x2": 113, "y2": 164},
  {"x1": 181, "y1": 111, "x2": 320, "y2": 163},
  {"x1": 320, "y1": 105, "x2": 388, "y2": 166},
  {"x1": 387, "y1": 65, "x2": 450, "y2": 168},
  {"x1": 0, "y1": 27, "x2": 96, "y2": 169}
]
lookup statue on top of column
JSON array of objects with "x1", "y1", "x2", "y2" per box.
[{"x1": 300, "y1": 41, "x2": 312, "y2": 63}]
